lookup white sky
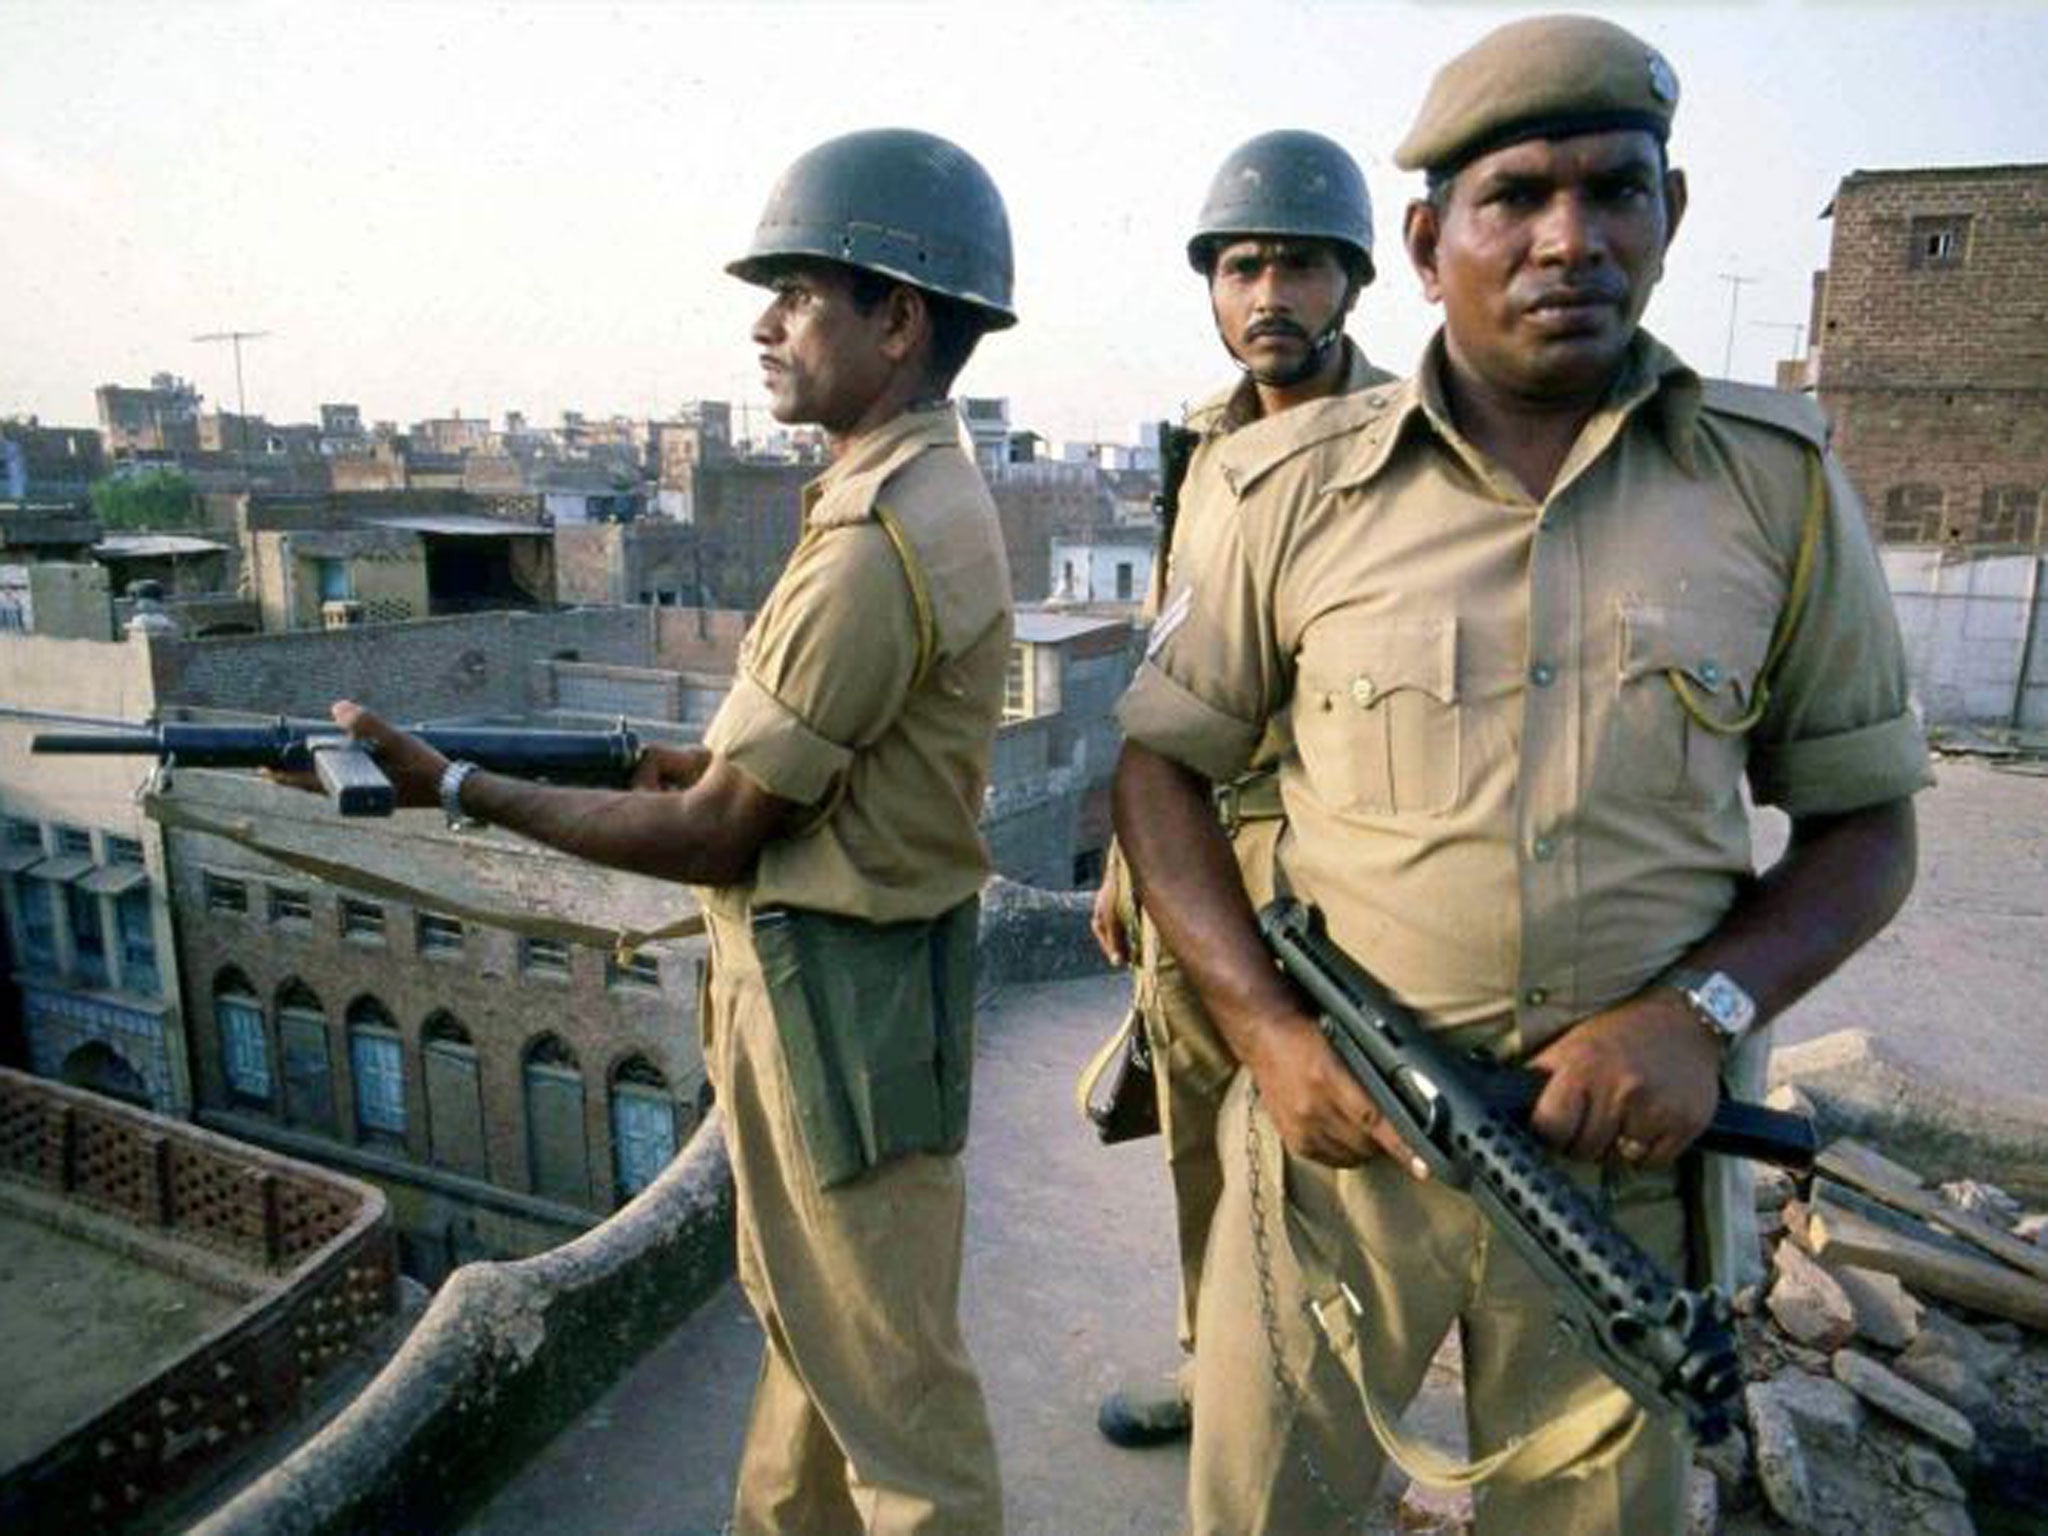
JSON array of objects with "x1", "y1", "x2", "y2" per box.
[{"x1": 3, "y1": 1, "x2": 2044, "y2": 448}]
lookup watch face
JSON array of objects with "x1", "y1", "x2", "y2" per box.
[{"x1": 1697, "y1": 973, "x2": 1755, "y2": 1034}]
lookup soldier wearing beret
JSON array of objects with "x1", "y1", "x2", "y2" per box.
[
  {"x1": 318, "y1": 129, "x2": 1016, "y2": 1534},
  {"x1": 1113, "y1": 16, "x2": 1928, "y2": 1534},
  {"x1": 1091, "y1": 128, "x2": 1395, "y2": 1451}
]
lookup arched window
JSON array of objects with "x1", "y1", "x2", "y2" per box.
[
  {"x1": 347, "y1": 996, "x2": 406, "y2": 1144},
  {"x1": 609, "y1": 1055, "x2": 678, "y2": 1201},
  {"x1": 213, "y1": 966, "x2": 270, "y2": 1106},
  {"x1": 523, "y1": 1034, "x2": 589, "y2": 1206},
  {"x1": 421, "y1": 1012, "x2": 486, "y2": 1179},
  {"x1": 276, "y1": 980, "x2": 335, "y2": 1133}
]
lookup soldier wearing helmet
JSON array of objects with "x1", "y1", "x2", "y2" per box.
[
  {"x1": 314, "y1": 128, "x2": 1014, "y2": 1534},
  {"x1": 1088, "y1": 128, "x2": 1394, "y2": 1451}
]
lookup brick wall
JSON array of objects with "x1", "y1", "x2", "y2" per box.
[
  {"x1": 147, "y1": 607, "x2": 656, "y2": 720},
  {"x1": 1816, "y1": 164, "x2": 2048, "y2": 551}
]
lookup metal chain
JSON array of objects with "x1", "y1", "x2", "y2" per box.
[{"x1": 1244, "y1": 1084, "x2": 1373, "y2": 1533}]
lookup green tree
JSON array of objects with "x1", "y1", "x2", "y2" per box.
[{"x1": 89, "y1": 469, "x2": 200, "y2": 530}]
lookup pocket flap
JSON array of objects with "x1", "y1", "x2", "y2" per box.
[
  {"x1": 1301, "y1": 616, "x2": 1458, "y2": 708},
  {"x1": 1619, "y1": 603, "x2": 1771, "y2": 700}
]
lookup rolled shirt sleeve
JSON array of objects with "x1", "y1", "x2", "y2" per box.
[
  {"x1": 1747, "y1": 450, "x2": 1933, "y2": 816},
  {"x1": 1115, "y1": 505, "x2": 1285, "y2": 785},
  {"x1": 706, "y1": 522, "x2": 921, "y2": 809}
]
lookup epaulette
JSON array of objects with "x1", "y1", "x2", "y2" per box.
[
  {"x1": 1698, "y1": 379, "x2": 1829, "y2": 451},
  {"x1": 1212, "y1": 383, "x2": 1406, "y2": 499}
]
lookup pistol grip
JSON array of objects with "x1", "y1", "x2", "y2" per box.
[{"x1": 310, "y1": 738, "x2": 395, "y2": 817}]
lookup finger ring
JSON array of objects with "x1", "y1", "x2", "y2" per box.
[{"x1": 1616, "y1": 1136, "x2": 1648, "y2": 1163}]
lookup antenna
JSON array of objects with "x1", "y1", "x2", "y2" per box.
[
  {"x1": 191, "y1": 328, "x2": 271, "y2": 461},
  {"x1": 1752, "y1": 320, "x2": 1809, "y2": 363},
  {"x1": 1715, "y1": 274, "x2": 1758, "y2": 377}
]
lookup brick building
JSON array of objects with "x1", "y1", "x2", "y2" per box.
[{"x1": 1810, "y1": 164, "x2": 2048, "y2": 552}]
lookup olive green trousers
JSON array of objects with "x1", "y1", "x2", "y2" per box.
[
  {"x1": 1189, "y1": 1071, "x2": 1691, "y2": 1536},
  {"x1": 706, "y1": 909, "x2": 1003, "y2": 1536}
]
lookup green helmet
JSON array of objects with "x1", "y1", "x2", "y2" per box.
[
  {"x1": 728, "y1": 128, "x2": 1017, "y2": 330},
  {"x1": 1186, "y1": 129, "x2": 1375, "y2": 284}
]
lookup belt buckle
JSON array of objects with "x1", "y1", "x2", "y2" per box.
[{"x1": 1213, "y1": 780, "x2": 1242, "y2": 832}]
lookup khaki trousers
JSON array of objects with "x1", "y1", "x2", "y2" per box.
[
  {"x1": 1133, "y1": 817, "x2": 1283, "y2": 1352},
  {"x1": 705, "y1": 909, "x2": 1003, "y2": 1536},
  {"x1": 1189, "y1": 1072, "x2": 1690, "y2": 1536}
]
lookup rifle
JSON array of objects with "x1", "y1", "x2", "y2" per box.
[
  {"x1": 1146, "y1": 420, "x2": 1201, "y2": 613},
  {"x1": 31, "y1": 717, "x2": 643, "y2": 818},
  {"x1": 1259, "y1": 897, "x2": 1765, "y2": 1443}
]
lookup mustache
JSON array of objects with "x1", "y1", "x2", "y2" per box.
[
  {"x1": 1245, "y1": 319, "x2": 1310, "y2": 342},
  {"x1": 1524, "y1": 280, "x2": 1628, "y2": 311}
]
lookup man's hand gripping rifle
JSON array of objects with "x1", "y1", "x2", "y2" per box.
[
  {"x1": 32, "y1": 718, "x2": 643, "y2": 817},
  {"x1": 1259, "y1": 898, "x2": 1816, "y2": 1444}
]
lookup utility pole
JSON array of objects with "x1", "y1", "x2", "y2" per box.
[
  {"x1": 1716, "y1": 273, "x2": 1758, "y2": 377},
  {"x1": 1752, "y1": 320, "x2": 1808, "y2": 362},
  {"x1": 192, "y1": 328, "x2": 270, "y2": 463}
]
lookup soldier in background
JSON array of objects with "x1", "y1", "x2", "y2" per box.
[
  {"x1": 322, "y1": 129, "x2": 1018, "y2": 1536},
  {"x1": 1090, "y1": 130, "x2": 1394, "y2": 1449},
  {"x1": 1114, "y1": 17, "x2": 1926, "y2": 1534}
]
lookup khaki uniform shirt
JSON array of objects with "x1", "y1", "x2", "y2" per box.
[
  {"x1": 704, "y1": 405, "x2": 1012, "y2": 924},
  {"x1": 1119, "y1": 332, "x2": 1930, "y2": 1052}
]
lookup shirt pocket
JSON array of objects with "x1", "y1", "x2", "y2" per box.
[
  {"x1": 1294, "y1": 615, "x2": 1461, "y2": 816},
  {"x1": 1609, "y1": 602, "x2": 1774, "y2": 806}
]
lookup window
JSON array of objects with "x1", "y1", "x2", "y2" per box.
[
  {"x1": 611, "y1": 1057, "x2": 678, "y2": 1200},
  {"x1": 268, "y1": 885, "x2": 313, "y2": 928},
  {"x1": 1115, "y1": 561, "x2": 1134, "y2": 601},
  {"x1": 53, "y1": 825, "x2": 92, "y2": 858},
  {"x1": 607, "y1": 951, "x2": 661, "y2": 991},
  {"x1": 116, "y1": 888, "x2": 159, "y2": 996},
  {"x1": 4, "y1": 818, "x2": 42, "y2": 853},
  {"x1": 314, "y1": 557, "x2": 352, "y2": 602},
  {"x1": 340, "y1": 898, "x2": 385, "y2": 942},
  {"x1": 417, "y1": 912, "x2": 464, "y2": 957},
  {"x1": 11, "y1": 875, "x2": 57, "y2": 970},
  {"x1": 1979, "y1": 486, "x2": 2041, "y2": 547},
  {"x1": 278, "y1": 984, "x2": 335, "y2": 1133},
  {"x1": 524, "y1": 1035, "x2": 590, "y2": 1205},
  {"x1": 1880, "y1": 484, "x2": 1945, "y2": 544},
  {"x1": 1909, "y1": 214, "x2": 1971, "y2": 270},
  {"x1": 348, "y1": 1000, "x2": 406, "y2": 1141},
  {"x1": 205, "y1": 873, "x2": 249, "y2": 916},
  {"x1": 1003, "y1": 642, "x2": 1035, "y2": 721},
  {"x1": 520, "y1": 936, "x2": 572, "y2": 980},
  {"x1": 67, "y1": 884, "x2": 108, "y2": 988},
  {"x1": 216, "y1": 975, "x2": 271, "y2": 1103},
  {"x1": 422, "y1": 1014, "x2": 486, "y2": 1178},
  {"x1": 106, "y1": 835, "x2": 144, "y2": 867}
]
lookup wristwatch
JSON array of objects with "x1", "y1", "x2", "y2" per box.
[
  {"x1": 1661, "y1": 967, "x2": 1757, "y2": 1049},
  {"x1": 438, "y1": 759, "x2": 485, "y2": 831}
]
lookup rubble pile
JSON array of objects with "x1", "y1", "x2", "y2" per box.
[{"x1": 1395, "y1": 1112, "x2": 2048, "y2": 1536}]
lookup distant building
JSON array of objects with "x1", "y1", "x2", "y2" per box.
[
  {"x1": 95, "y1": 372, "x2": 203, "y2": 458},
  {"x1": 1048, "y1": 528, "x2": 1155, "y2": 606},
  {"x1": 1, "y1": 419, "x2": 105, "y2": 501},
  {"x1": 1807, "y1": 163, "x2": 2048, "y2": 552}
]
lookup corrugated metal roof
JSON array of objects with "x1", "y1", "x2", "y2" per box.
[
  {"x1": 1013, "y1": 609, "x2": 1128, "y2": 643},
  {"x1": 364, "y1": 515, "x2": 541, "y2": 537},
  {"x1": 94, "y1": 534, "x2": 229, "y2": 557}
]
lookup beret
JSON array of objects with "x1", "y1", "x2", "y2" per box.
[{"x1": 1395, "y1": 14, "x2": 1679, "y2": 177}]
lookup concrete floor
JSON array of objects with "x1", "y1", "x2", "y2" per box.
[
  {"x1": 467, "y1": 752, "x2": 2048, "y2": 1535},
  {"x1": 0, "y1": 1208, "x2": 241, "y2": 1470}
]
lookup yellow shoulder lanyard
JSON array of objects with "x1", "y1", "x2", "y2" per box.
[{"x1": 1665, "y1": 450, "x2": 1828, "y2": 737}]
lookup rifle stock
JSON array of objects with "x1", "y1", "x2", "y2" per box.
[{"x1": 1259, "y1": 897, "x2": 1746, "y2": 1442}]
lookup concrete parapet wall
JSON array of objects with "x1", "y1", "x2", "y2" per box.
[
  {"x1": 183, "y1": 880, "x2": 1109, "y2": 1536},
  {"x1": 190, "y1": 1116, "x2": 735, "y2": 1536}
]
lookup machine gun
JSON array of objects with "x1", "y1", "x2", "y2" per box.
[
  {"x1": 1259, "y1": 897, "x2": 1786, "y2": 1443},
  {"x1": 31, "y1": 717, "x2": 643, "y2": 818}
]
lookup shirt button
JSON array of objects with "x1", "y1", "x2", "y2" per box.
[
  {"x1": 1523, "y1": 987, "x2": 1549, "y2": 1007},
  {"x1": 1529, "y1": 662, "x2": 1556, "y2": 688},
  {"x1": 1350, "y1": 676, "x2": 1376, "y2": 707},
  {"x1": 1699, "y1": 659, "x2": 1724, "y2": 686},
  {"x1": 1532, "y1": 835, "x2": 1556, "y2": 861}
]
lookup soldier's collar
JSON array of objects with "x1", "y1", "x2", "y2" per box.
[{"x1": 802, "y1": 404, "x2": 966, "y2": 530}]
